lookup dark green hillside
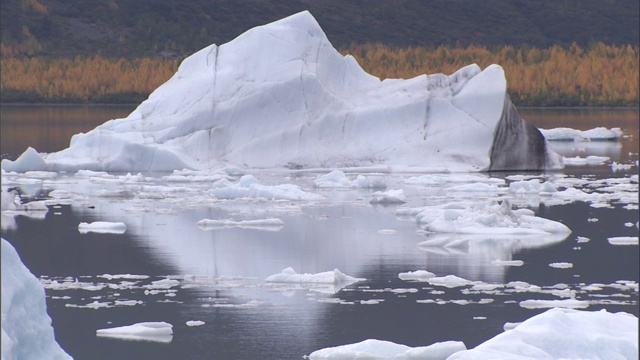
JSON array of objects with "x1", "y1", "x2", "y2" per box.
[{"x1": 1, "y1": 0, "x2": 638, "y2": 58}]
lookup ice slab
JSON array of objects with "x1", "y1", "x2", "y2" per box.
[
  {"x1": 78, "y1": 221, "x2": 127, "y2": 234},
  {"x1": 96, "y1": 322, "x2": 173, "y2": 343},
  {"x1": 265, "y1": 267, "x2": 365, "y2": 284}
]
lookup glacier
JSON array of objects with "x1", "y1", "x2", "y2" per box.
[
  {"x1": 1, "y1": 11, "x2": 562, "y2": 173},
  {"x1": 1, "y1": 239, "x2": 72, "y2": 360}
]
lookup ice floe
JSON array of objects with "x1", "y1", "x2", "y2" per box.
[
  {"x1": 77, "y1": 221, "x2": 127, "y2": 234},
  {"x1": 96, "y1": 322, "x2": 173, "y2": 343},
  {"x1": 608, "y1": 236, "x2": 639, "y2": 245},
  {"x1": 197, "y1": 218, "x2": 284, "y2": 231},
  {"x1": 265, "y1": 267, "x2": 365, "y2": 285},
  {"x1": 401, "y1": 200, "x2": 571, "y2": 236},
  {"x1": 540, "y1": 127, "x2": 623, "y2": 141}
]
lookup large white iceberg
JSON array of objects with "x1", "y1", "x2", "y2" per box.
[
  {"x1": 1, "y1": 239, "x2": 72, "y2": 360},
  {"x1": 448, "y1": 308, "x2": 638, "y2": 359},
  {"x1": 1, "y1": 11, "x2": 561, "y2": 173},
  {"x1": 308, "y1": 308, "x2": 638, "y2": 360}
]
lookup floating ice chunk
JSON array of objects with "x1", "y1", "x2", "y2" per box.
[
  {"x1": 607, "y1": 237, "x2": 639, "y2": 245},
  {"x1": 307, "y1": 339, "x2": 466, "y2": 359},
  {"x1": 97, "y1": 274, "x2": 149, "y2": 280},
  {"x1": 446, "y1": 182, "x2": 506, "y2": 193},
  {"x1": 562, "y1": 155, "x2": 610, "y2": 166},
  {"x1": 144, "y1": 279, "x2": 180, "y2": 290},
  {"x1": 78, "y1": 221, "x2": 127, "y2": 234},
  {"x1": 549, "y1": 262, "x2": 574, "y2": 269},
  {"x1": 449, "y1": 308, "x2": 637, "y2": 360},
  {"x1": 265, "y1": 267, "x2": 365, "y2": 284},
  {"x1": 611, "y1": 161, "x2": 634, "y2": 171},
  {"x1": 519, "y1": 298, "x2": 589, "y2": 309},
  {"x1": 360, "y1": 299, "x2": 384, "y2": 305},
  {"x1": 540, "y1": 127, "x2": 622, "y2": 141},
  {"x1": 1, "y1": 147, "x2": 47, "y2": 172},
  {"x1": 576, "y1": 236, "x2": 590, "y2": 243},
  {"x1": 114, "y1": 300, "x2": 143, "y2": 307},
  {"x1": 210, "y1": 175, "x2": 323, "y2": 201},
  {"x1": 412, "y1": 200, "x2": 570, "y2": 235},
  {"x1": 314, "y1": 170, "x2": 388, "y2": 189},
  {"x1": 197, "y1": 218, "x2": 284, "y2": 231},
  {"x1": 398, "y1": 270, "x2": 436, "y2": 282},
  {"x1": 508, "y1": 179, "x2": 556, "y2": 193},
  {"x1": 96, "y1": 322, "x2": 173, "y2": 343},
  {"x1": 186, "y1": 320, "x2": 205, "y2": 327},
  {"x1": 428, "y1": 275, "x2": 473, "y2": 288},
  {"x1": 369, "y1": 189, "x2": 406, "y2": 204},
  {"x1": 491, "y1": 260, "x2": 524, "y2": 266},
  {"x1": 314, "y1": 170, "x2": 355, "y2": 188},
  {"x1": 2, "y1": 239, "x2": 73, "y2": 359},
  {"x1": 65, "y1": 300, "x2": 112, "y2": 309}
]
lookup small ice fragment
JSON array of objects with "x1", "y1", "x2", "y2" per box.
[
  {"x1": 398, "y1": 270, "x2": 436, "y2": 281},
  {"x1": 96, "y1": 322, "x2": 173, "y2": 343},
  {"x1": 607, "y1": 237, "x2": 639, "y2": 245},
  {"x1": 519, "y1": 299, "x2": 588, "y2": 309},
  {"x1": 491, "y1": 260, "x2": 524, "y2": 266},
  {"x1": 549, "y1": 262, "x2": 573, "y2": 269},
  {"x1": 186, "y1": 320, "x2": 205, "y2": 327},
  {"x1": 78, "y1": 221, "x2": 126, "y2": 234},
  {"x1": 428, "y1": 275, "x2": 472, "y2": 288}
]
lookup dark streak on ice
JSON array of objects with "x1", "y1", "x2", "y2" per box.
[{"x1": 489, "y1": 94, "x2": 552, "y2": 171}]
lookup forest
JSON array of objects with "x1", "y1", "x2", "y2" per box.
[{"x1": 1, "y1": 42, "x2": 638, "y2": 107}]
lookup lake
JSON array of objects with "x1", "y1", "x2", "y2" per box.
[{"x1": 1, "y1": 105, "x2": 638, "y2": 359}]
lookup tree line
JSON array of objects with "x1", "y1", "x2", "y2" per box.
[{"x1": 1, "y1": 42, "x2": 638, "y2": 106}]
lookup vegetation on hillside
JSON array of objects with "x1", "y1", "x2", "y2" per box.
[{"x1": 1, "y1": 43, "x2": 637, "y2": 106}]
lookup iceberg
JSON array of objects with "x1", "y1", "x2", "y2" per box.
[
  {"x1": 308, "y1": 309, "x2": 638, "y2": 360},
  {"x1": 1, "y1": 239, "x2": 72, "y2": 360},
  {"x1": 448, "y1": 308, "x2": 638, "y2": 359},
  {"x1": 1, "y1": 11, "x2": 561, "y2": 173}
]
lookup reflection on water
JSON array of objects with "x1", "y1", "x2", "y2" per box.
[
  {"x1": 1, "y1": 106, "x2": 638, "y2": 359},
  {"x1": 0, "y1": 104, "x2": 135, "y2": 159}
]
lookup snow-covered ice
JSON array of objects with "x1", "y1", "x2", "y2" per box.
[
  {"x1": 1, "y1": 239, "x2": 72, "y2": 360},
  {"x1": 96, "y1": 322, "x2": 173, "y2": 343},
  {"x1": 1, "y1": 11, "x2": 561, "y2": 173}
]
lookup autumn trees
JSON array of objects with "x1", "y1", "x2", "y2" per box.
[
  {"x1": 343, "y1": 42, "x2": 639, "y2": 107},
  {"x1": 0, "y1": 56, "x2": 179, "y2": 103},
  {"x1": 0, "y1": 43, "x2": 638, "y2": 106}
]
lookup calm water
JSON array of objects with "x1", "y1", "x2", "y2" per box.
[{"x1": 1, "y1": 105, "x2": 638, "y2": 359}]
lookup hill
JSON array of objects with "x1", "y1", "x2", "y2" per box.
[{"x1": 1, "y1": 0, "x2": 638, "y2": 58}]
